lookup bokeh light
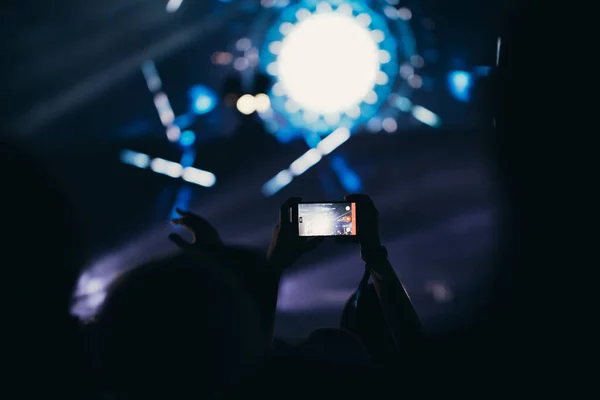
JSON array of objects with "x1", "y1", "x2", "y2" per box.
[{"x1": 188, "y1": 85, "x2": 217, "y2": 115}]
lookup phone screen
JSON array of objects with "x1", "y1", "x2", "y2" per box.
[{"x1": 297, "y1": 202, "x2": 357, "y2": 237}]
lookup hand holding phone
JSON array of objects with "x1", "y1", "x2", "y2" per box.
[
  {"x1": 267, "y1": 197, "x2": 325, "y2": 271},
  {"x1": 344, "y1": 194, "x2": 381, "y2": 249}
]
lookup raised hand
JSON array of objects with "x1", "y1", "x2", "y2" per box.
[
  {"x1": 168, "y1": 208, "x2": 223, "y2": 253},
  {"x1": 344, "y1": 194, "x2": 382, "y2": 250},
  {"x1": 267, "y1": 197, "x2": 324, "y2": 272}
]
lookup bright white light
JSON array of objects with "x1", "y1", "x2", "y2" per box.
[
  {"x1": 272, "y1": 83, "x2": 285, "y2": 96},
  {"x1": 289, "y1": 148, "x2": 322, "y2": 175},
  {"x1": 412, "y1": 105, "x2": 441, "y2": 127},
  {"x1": 284, "y1": 100, "x2": 300, "y2": 113},
  {"x1": 336, "y1": 3, "x2": 353, "y2": 16},
  {"x1": 296, "y1": 8, "x2": 311, "y2": 20},
  {"x1": 120, "y1": 150, "x2": 151, "y2": 169},
  {"x1": 150, "y1": 158, "x2": 183, "y2": 178},
  {"x1": 376, "y1": 71, "x2": 389, "y2": 85},
  {"x1": 279, "y1": 22, "x2": 294, "y2": 35},
  {"x1": 276, "y1": 12, "x2": 380, "y2": 115},
  {"x1": 316, "y1": 2, "x2": 332, "y2": 13},
  {"x1": 345, "y1": 105, "x2": 361, "y2": 118},
  {"x1": 254, "y1": 93, "x2": 271, "y2": 112},
  {"x1": 166, "y1": 125, "x2": 181, "y2": 142},
  {"x1": 356, "y1": 13, "x2": 372, "y2": 27},
  {"x1": 371, "y1": 29, "x2": 385, "y2": 43},
  {"x1": 316, "y1": 127, "x2": 350, "y2": 155},
  {"x1": 261, "y1": 127, "x2": 353, "y2": 196},
  {"x1": 378, "y1": 50, "x2": 391, "y2": 64},
  {"x1": 262, "y1": 170, "x2": 293, "y2": 196},
  {"x1": 166, "y1": 0, "x2": 183, "y2": 13},
  {"x1": 364, "y1": 91, "x2": 378, "y2": 104},
  {"x1": 269, "y1": 41, "x2": 282, "y2": 54},
  {"x1": 182, "y1": 167, "x2": 216, "y2": 187},
  {"x1": 236, "y1": 94, "x2": 256, "y2": 115}
]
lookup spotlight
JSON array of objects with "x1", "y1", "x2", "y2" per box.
[
  {"x1": 189, "y1": 85, "x2": 217, "y2": 115},
  {"x1": 260, "y1": 0, "x2": 398, "y2": 134},
  {"x1": 254, "y1": 93, "x2": 271, "y2": 112},
  {"x1": 178, "y1": 130, "x2": 196, "y2": 147},
  {"x1": 236, "y1": 94, "x2": 256, "y2": 115},
  {"x1": 447, "y1": 71, "x2": 472, "y2": 102}
]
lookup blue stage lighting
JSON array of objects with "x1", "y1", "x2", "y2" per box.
[
  {"x1": 447, "y1": 71, "x2": 472, "y2": 102},
  {"x1": 330, "y1": 156, "x2": 362, "y2": 192},
  {"x1": 179, "y1": 130, "x2": 196, "y2": 147},
  {"x1": 260, "y1": 0, "x2": 398, "y2": 136},
  {"x1": 189, "y1": 85, "x2": 217, "y2": 115}
]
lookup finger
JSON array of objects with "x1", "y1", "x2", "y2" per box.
[
  {"x1": 171, "y1": 221, "x2": 197, "y2": 243},
  {"x1": 279, "y1": 197, "x2": 302, "y2": 226},
  {"x1": 168, "y1": 233, "x2": 191, "y2": 248},
  {"x1": 177, "y1": 214, "x2": 223, "y2": 245}
]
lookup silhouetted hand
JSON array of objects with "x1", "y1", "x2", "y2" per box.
[
  {"x1": 267, "y1": 197, "x2": 324, "y2": 272},
  {"x1": 344, "y1": 194, "x2": 382, "y2": 250},
  {"x1": 169, "y1": 208, "x2": 223, "y2": 253}
]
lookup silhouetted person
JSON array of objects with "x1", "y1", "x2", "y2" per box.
[
  {"x1": 169, "y1": 209, "x2": 278, "y2": 339},
  {"x1": 341, "y1": 283, "x2": 396, "y2": 367},
  {"x1": 94, "y1": 252, "x2": 267, "y2": 399},
  {"x1": 426, "y1": 0, "x2": 585, "y2": 392},
  {"x1": 0, "y1": 137, "x2": 87, "y2": 398}
]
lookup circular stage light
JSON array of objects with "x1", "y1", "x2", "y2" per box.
[
  {"x1": 261, "y1": 0, "x2": 398, "y2": 134},
  {"x1": 277, "y1": 13, "x2": 379, "y2": 115}
]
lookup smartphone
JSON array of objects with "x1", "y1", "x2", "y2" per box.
[{"x1": 295, "y1": 201, "x2": 357, "y2": 237}]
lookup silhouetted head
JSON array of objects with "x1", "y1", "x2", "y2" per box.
[
  {"x1": 0, "y1": 138, "x2": 81, "y2": 310},
  {"x1": 95, "y1": 252, "x2": 266, "y2": 398},
  {"x1": 0, "y1": 137, "x2": 85, "y2": 396}
]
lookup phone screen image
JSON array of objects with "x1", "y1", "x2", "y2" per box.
[{"x1": 297, "y1": 202, "x2": 356, "y2": 237}]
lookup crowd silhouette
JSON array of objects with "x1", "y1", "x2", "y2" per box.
[{"x1": 1, "y1": 0, "x2": 572, "y2": 397}]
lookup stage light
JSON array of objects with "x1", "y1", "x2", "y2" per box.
[
  {"x1": 166, "y1": 125, "x2": 181, "y2": 142},
  {"x1": 261, "y1": 127, "x2": 351, "y2": 196},
  {"x1": 447, "y1": 71, "x2": 472, "y2": 102},
  {"x1": 120, "y1": 150, "x2": 216, "y2": 188},
  {"x1": 236, "y1": 94, "x2": 256, "y2": 115},
  {"x1": 261, "y1": 0, "x2": 398, "y2": 134},
  {"x1": 189, "y1": 85, "x2": 217, "y2": 115},
  {"x1": 120, "y1": 150, "x2": 151, "y2": 169},
  {"x1": 330, "y1": 156, "x2": 362, "y2": 192},
  {"x1": 254, "y1": 93, "x2": 271, "y2": 112},
  {"x1": 179, "y1": 130, "x2": 196, "y2": 147},
  {"x1": 278, "y1": 13, "x2": 377, "y2": 114},
  {"x1": 166, "y1": 0, "x2": 183, "y2": 13},
  {"x1": 182, "y1": 167, "x2": 216, "y2": 187},
  {"x1": 412, "y1": 105, "x2": 440, "y2": 127}
]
